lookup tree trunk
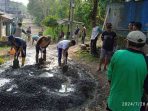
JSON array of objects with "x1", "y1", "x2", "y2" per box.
[{"x1": 91, "y1": 0, "x2": 99, "y2": 26}]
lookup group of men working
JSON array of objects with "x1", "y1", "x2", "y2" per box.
[
  {"x1": 7, "y1": 21, "x2": 148, "y2": 111},
  {"x1": 8, "y1": 23, "x2": 76, "y2": 67}
]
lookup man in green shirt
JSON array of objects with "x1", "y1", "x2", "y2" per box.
[{"x1": 107, "y1": 31, "x2": 148, "y2": 111}]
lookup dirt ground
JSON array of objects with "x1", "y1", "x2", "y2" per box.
[
  {"x1": 0, "y1": 44, "x2": 98, "y2": 111},
  {"x1": 68, "y1": 45, "x2": 110, "y2": 111},
  {"x1": 0, "y1": 18, "x2": 110, "y2": 111},
  {"x1": 0, "y1": 43, "x2": 110, "y2": 111}
]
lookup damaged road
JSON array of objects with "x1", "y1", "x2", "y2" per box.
[{"x1": 0, "y1": 45, "x2": 97, "y2": 111}]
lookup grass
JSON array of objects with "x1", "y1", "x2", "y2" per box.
[
  {"x1": 0, "y1": 45, "x2": 10, "y2": 51},
  {"x1": 0, "y1": 45, "x2": 11, "y2": 65},
  {"x1": 0, "y1": 56, "x2": 5, "y2": 65},
  {"x1": 75, "y1": 50, "x2": 99, "y2": 63},
  {"x1": 0, "y1": 55, "x2": 10, "y2": 65},
  {"x1": 0, "y1": 36, "x2": 8, "y2": 42}
]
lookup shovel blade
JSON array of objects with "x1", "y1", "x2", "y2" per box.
[
  {"x1": 62, "y1": 65, "x2": 68, "y2": 73},
  {"x1": 13, "y1": 59, "x2": 20, "y2": 69}
]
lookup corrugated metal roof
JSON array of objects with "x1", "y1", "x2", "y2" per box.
[
  {"x1": 107, "y1": 1, "x2": 148, "y2": 33},
  {"x1": 1, "y1": 14, "x2": 13, "y2": 20},
  {"x1": 0, "y1": 11, "x2": 13, "y2": 20},
  {"x1": 57, "y1": 19, "x2": 83, "y2": 25}
]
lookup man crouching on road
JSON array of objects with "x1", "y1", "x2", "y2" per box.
[
  {"x1": 36, "y1": 36, "x2": 51, "y2": 64},
  {"x1": 8, "y1": 35, "x2": 27, "y2": 66},
  {"x1": 57, "y1": 40, "x2": 76, "y2": 67}
]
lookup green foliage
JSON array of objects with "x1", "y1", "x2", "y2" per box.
[
  {"x1": 75, "y1": 2, "x2": 92, "y2": 25},
  {"x1": 97, "y1": 0, "x2": 108, "y2": 24},
  {"x1": 27, "y1": 0, "x2": 126, "y2": 32},
  {"x1": 28, "y1": 0, "x2": 44, "y2": 25},
  {"x1": 0, "y1": 57, "x2": 4, "y2": 65},
  {"x1": 43, "y1": 27, "x2": 52, "y2": 36},
  {"x1": 42, "y1": 16, "x2": 58, "y2": 27},
  {"x1": 43, "y1": 27, "x2": 57, "y2": 41},
  {"x1": 76, "y1": 50, "x2": 98, "y2": 62},
  {"x1": 42, "y1": 16, "x2": 58, "y2": 41},
  {"x1": 0, "y1": 46, "x2": 10, "y2": 51}
]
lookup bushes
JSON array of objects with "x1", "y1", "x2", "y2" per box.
[
  {"x1": 43, "y1": 27, "x2": 57, "y2": 41},
  {"x1": 0, "y1": 36, "x2": 8, "y2": 42},
  {"x1": 0, "y1": 57, "x2": 4, "y2": 65}
]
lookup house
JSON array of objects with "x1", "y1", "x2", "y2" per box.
[
  {"x1": 0, "y1": 11, "x2": 12, "y2": 38},
  {"x1": 106, "y1": 0, "x2": 148, "y2": 36}
]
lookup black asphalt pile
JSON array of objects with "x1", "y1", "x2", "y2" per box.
[{"x1": 0, "y1": 62, "x2": 96, "y2": 111}]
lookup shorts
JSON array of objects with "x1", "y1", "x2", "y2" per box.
[{"x1": 100, "y1": 48, "x2": 112, "y2": 60}]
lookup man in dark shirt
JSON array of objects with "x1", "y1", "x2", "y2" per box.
[
  {"x1": 8, "y1": 35, "x2": 27, "y2": 66},
  {"x1": 98, "y1": 23, "x2": 117, "y2": 71}
]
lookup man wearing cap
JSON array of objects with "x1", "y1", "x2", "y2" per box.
[
  {"x1": 107, "y1": 31, "x2": 148, "y2": 111},
  {"x1": 8, "y1": 35, "x2": 27, "y2": 66}
]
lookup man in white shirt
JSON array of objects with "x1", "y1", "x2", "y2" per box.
[
  {"x1": 90, "y1": 23, "x2": 102, "y2": 56},
  {"x1": 57, "y1": 40, "x2": 76, "y2": 66}
]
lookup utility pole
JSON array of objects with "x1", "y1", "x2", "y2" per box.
[
  {"x1": 70, "y1": 0, "x2": 74, "y2": 39},
  {"x1": 66, "y1": 0, "x2": 75, "y2": 39},
  {"x1": 5, "y1": 0, "x2": 6, "y2": 12},
  {"x1": 67, "y1": 0, "x2": 71, "y2": 39}
]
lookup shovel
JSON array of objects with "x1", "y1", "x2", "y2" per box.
[
  {"x1": 62, "y1": 65, "x2": 68, "y2": 73},
  {"x1": 62, "y1": 55, "x2": 68, "y2": 73},
  {"x1": 12, "y1": 58, "x2": 20, "y2": 69},
  {"x1": 12, "y1": 50, "x2": 20, "y2": 69}
]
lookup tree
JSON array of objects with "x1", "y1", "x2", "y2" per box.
[
  {"x1": 42, "y1": 16, "x2": 58, "y2": 40},
  {"x1": 27, "y1": 0, "x2": 44, "y2": 25},
  {"x1": 90, "y1": 0, "x2": 99, "y2": 26},
  {"x1": 75, "y1": 2, "x2": 92, "y2": 25}
]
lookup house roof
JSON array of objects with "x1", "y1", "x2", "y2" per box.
[
  {"x1": 0, "y1": 11, "x2": 13, "y2": 20},
  {"x1": 57, "y1": 18, "x2": 83, "y2": 25},
  {"x1": 1, "y1": 14, "x2": 13, "y2": 20}
]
